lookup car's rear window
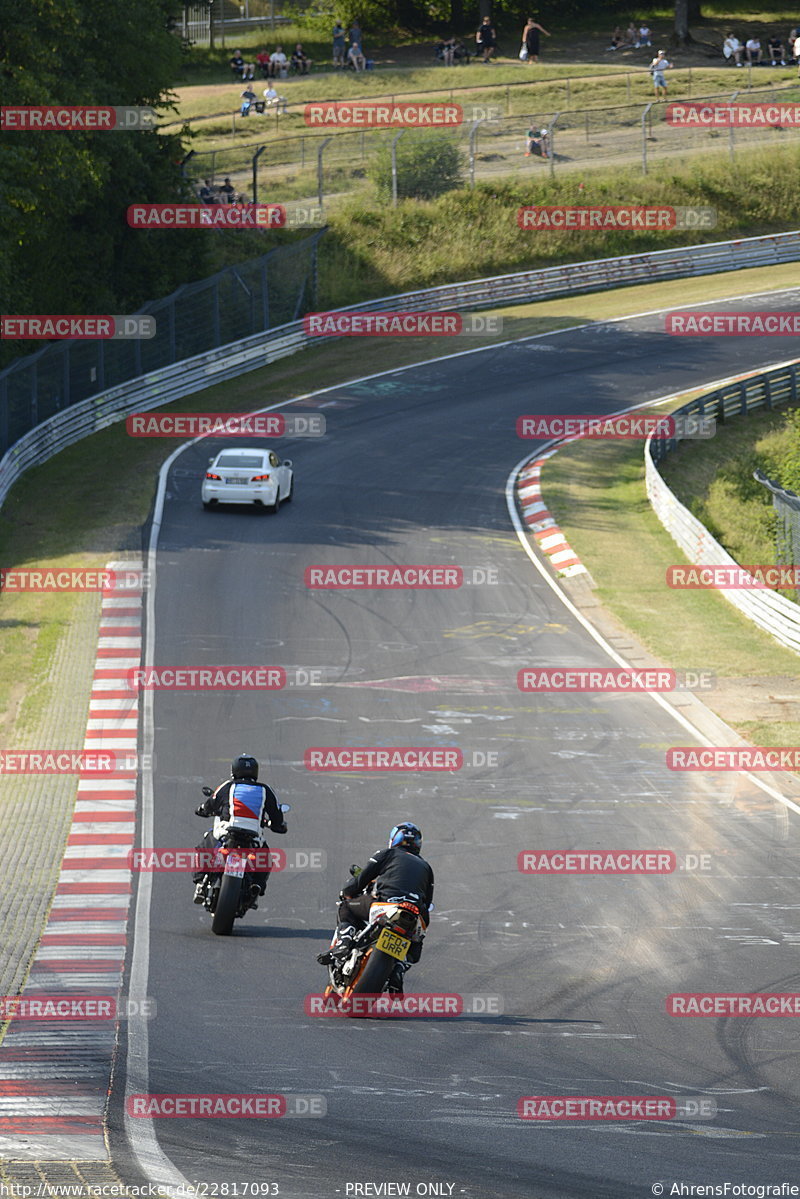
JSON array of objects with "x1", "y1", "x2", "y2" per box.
[{"x1": 216, "y1": 454, "x2": 264, "y2": 469}]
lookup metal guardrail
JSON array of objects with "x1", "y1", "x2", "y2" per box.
[
  {"x1": 646, "y1": 359, "x2": 800, "y2": 654},
  {"x1": 2, "y1": 228, "x2": 800, "y2": 512}
]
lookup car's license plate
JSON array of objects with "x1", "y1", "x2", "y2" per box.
[
  {"x1": 376, "y1": 928, "x2": 411, "y2": 961},
  {"x1": 224, "y1": 853, "x2": 246, "y2": 877},
  {"x1": 225, "y1": 476, "x2": 247, "y2": 484}
]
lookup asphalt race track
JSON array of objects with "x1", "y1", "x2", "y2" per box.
[{"x1": 112, "y1": 293, "x2": 800, "y2": 1199}]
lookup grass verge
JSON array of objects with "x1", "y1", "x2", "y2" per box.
[{"x1": 541, "y1": 393, "x2": 800, "y2": 750}]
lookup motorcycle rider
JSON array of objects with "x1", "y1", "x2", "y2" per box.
[
  {"x1": 192, "y1": 754, "x2": 287, "y2": 906},
  {"x1": 317, "y1": 822, "x2": 434, "y2": 994}
]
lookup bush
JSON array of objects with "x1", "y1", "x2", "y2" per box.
[{"x1": 368, "y1": 132, "x2": 464, "y2": 202}]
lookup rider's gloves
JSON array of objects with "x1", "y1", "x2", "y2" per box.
[
  {"x1": 194, "y1": 805, "x2": 208, "y2": 817},
  {"x1": 270, "y1": 820, "x2": 288, "y2": 834}
]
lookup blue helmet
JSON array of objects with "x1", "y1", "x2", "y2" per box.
[{"x1": 388, "y1": 822, "x2": 422, "y2": 853}]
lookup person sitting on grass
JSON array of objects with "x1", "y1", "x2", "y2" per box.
[
  {"x1": 262, "y1": 84, "x2": 288, "y2": 114},
  {"x1": 291, "y1": 43, "x2": 312, "y2": 74},
  {"x1": 745, "y1": 36, "x2": 762, "y2": 63},
  {"x1": 270, "y1": 45, "x2": 289, "y2": 77},
  {"x1": 767, "y1": 34, "x2": 786, "y2": 64},
  {"x1": 229, "y1": 49, "x2": 245, "y2": 77},
  {"x1": 347, "y1": 41, "x2": 366, "y2": 71},
  {"x1": 525, "y1": 126, "x2": 549, "y2": 157},
  {"x1": 636, "y1": 22, "x2": 652, "y2": 46},
  {"x1": 723, "y1": 33, "x2": 743, "y2": 64},
  {"x1": 256, "y1": 48, "x2": 272, "y2": 78},
  {"x1": 240, "y1": 84, "x2": 257, "y2": 115}
]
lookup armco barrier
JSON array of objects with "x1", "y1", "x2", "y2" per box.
[
  {"x1": 2, "y1": 229, "x2": 800, "y2": 511},
  {"x1": 646, "y1": 358, "x2": 800, "y2": 654}
]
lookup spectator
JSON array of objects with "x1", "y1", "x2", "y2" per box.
[
  {"x1": 199, "y1": 179, "x2": 214, "y2": 202},
  {"x1": 745, "y1": 36, "x2": 762, "y2": 63},
  {"x1": 270, "y1": 45, "x2": 289, "y2": 77},
  {"x1": 789, "y1": 27, "x2": 798, "y2": 59},
  {"x1": 636, "y1": 22, "x2": 652, "y2": 46},
  {"x1": 219, "y1": 177, "x2": 236, "y2": 201},
  {"x1": 625, "y1": 21, "x2": 638, "y2": 46},
  {"x1": 649, "y1": 48, "x2": 672, "y2": 97},
  {"x1": 524, "y1": 126, "x2": 549, "y2": 157},
  {"x1": 522, "y1": 16, "x2": 551, "y2": 63},
  {"x1": 795, "y1": 30, "x2": 800, "y2": 70},
  {"x1": 243, "y1": 59, "x2": 255, "y2": 80},
  {"x1": 347, "y1": 42, "x2": 366, "y2": 70},
  {"x1": 262, "y1": 84, "x2": 288, "y2": 113},
  {"x1": 439, "y1": 36, "x2": 456, "y2": 65},
  {"x1": 723, "y1": 33, "x2": 743, "y2": 64},
  {"x1": 333, "y1": 21, "x2": 346, "y2": 66},
  {"x1": 349, "y1": 21, "x2": 363, "y2": 51},
  {"x1": 291, "y1": 43, "x2": 312, "y2": 73},
  {"x1": 256, "y1": 48, "x2": 272, "y2": 78},
  {"x1": 229, "y1": 49, "x2": 245, "y2": 77},
  {"x1": 240, "y1": 84, "x2": 257, "y2": 115},
  {"x1": 476, "y1": 15, "x2": 497, "y2": 61},
  {"x1": 768, "y1": 34, "x2": 786, "y2": 63},
  {"x1": 607, "y1": 25, "x2": 625, "y2": 50}
]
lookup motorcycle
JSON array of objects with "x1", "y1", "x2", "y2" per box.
[
  {"x1": 322, "y1": 866, "x2": 428, "y2": 1009},
  {"x1": 194, "y1": 785, "x2": 291, "y2": 936}
]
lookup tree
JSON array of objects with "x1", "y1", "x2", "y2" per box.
[{"x1": 673, "y1": 0, "x2": 695, "y2": 47}]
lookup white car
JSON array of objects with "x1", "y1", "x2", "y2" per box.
[{"x1": 202, "y1": 447, "x2": 293, "y2": 513}]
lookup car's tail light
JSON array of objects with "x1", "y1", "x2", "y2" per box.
[
  {"x1": 205, "y1": 472, "x2": 222, "y2": 480},
  {"x1": 251, "y1": 473, "x2": 271, "y2": 481}
]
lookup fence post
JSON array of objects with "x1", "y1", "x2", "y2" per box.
[
  {"x1": 469, "y1": 118, "x2": 483, "y2": 187},
  {"x1": 641, "y1": 102, "x2": 653, "y2": 174},
  {"x1": 232, "y1": 111, "x2": 236, "y2": 138},
  {"x1": 252, "y1": 145, "x2": 266, "y2": 203},
  {"x1": 585, "y1": 111, "x2": 589, "y2": 143},
  {"x1": 317, "y1": 136, "x2": 332, "y2": 209},
  {"x1": 261, "y1": 262, "x2": 270, "y2": 329},
  {"x1": 565, "y1": 77, "x2": 570, "y2": 108},
  {"x1": 391, "y1": 129, "x2": 405, "y2": 207},
  {"x1": 687, "y1": 65, "x2": 692, "y2": 97},
  {"x1": 506, "y1": 84, "x2": 511, "y2": 115},
  {"x1": 728, "y1": 90, "x2": 738, "y2": 161},
  {"x1": 548, "y1": 112, "x2": 560, "y2": 178},
  {"x1": 626, "y1": 72, "x2": 631, "y2": 101}
]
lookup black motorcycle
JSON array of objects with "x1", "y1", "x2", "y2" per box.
[{"x1": 193, "y1": 786, "x2": 291, "y2": 936}]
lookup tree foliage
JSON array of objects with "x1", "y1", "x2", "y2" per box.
[{"x1": 0, "y1": 0, "x2": 209, "y2": 358}]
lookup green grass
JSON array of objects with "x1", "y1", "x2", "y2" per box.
[{"x1": 541, "y1": 416, "x2": 800, "y2": 750}]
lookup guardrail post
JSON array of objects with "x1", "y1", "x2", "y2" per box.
[
  {"x1": 641, "y1": 102, "x2": 653, "y2": 174},
  {"x1": 317, "y1": 136, "x2": 332, "y2": 209},
  {"x1": 764, "y1": 374, "x2": 772, "y2": 410},
  {"x1": 792, "y1": 364, "x2": 798, "y2": 403},
  {"x1": 252, "y1": 145, "x2": 266, "y2": 203},
  {"x1": 31, "y1": 360, "x2": 38, "y2": 430},
  {"x1": 469, "y1": 119, "x2": 484, "y2": 187},
  {"x1": 391, "y1": 130, "x2": 406, "y2": 207},
  {"x1": 96, "y1": 341, "x2": 105, "y2": 395},
  {"x1": 213, "y1": 278, "x2": 221, "y2": 347}
]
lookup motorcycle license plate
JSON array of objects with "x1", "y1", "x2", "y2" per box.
[
  {"x1": 376, "y1": 928, "x2": 411, "y2": 961},
  {"x1": 224, "y1": 853, "x2": 246, "y2": 877}
]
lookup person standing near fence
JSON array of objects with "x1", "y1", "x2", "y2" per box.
[
  {"x1": 333, "y1": 21, "x2": 346, "y2": 67},
  {"x1": 522, "y1": 16, "x2": 551, "y2": 63},
  {"x1": 649, "y1": 49, "x2": 672, "y2": 98}
]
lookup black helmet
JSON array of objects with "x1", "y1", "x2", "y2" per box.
[
  {"x1": 231, "y1": 754, "x2": 259, "y2": 781},
  {"x1": 388, "y1": 822, "x2": 422, "y2": 853}
]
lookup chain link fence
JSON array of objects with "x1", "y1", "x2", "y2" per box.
[
  {"x1": 0, "y1": 232, "x2": 325, "y2": 459},
  {"x1": 755, "y1": 469, "x2": 800, "y2": 598},
  {"x1": 185, "y1": 83, "x2": 800, "y2": 208}
]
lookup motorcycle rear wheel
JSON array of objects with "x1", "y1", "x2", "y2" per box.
[
  {"x1": 211, "y1": 874, "x2": 241, "y2": 935},
  {"x1": 347, "y1": 948, "x2": 396, "y2": 998}
]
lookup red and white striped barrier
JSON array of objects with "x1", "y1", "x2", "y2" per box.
[
  {"x1": 516, "y1": 448, "x2": 587, "y2": 579},
  {"x1": 0, "y1": 561, "x2": 141, "y2": 1160}
]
